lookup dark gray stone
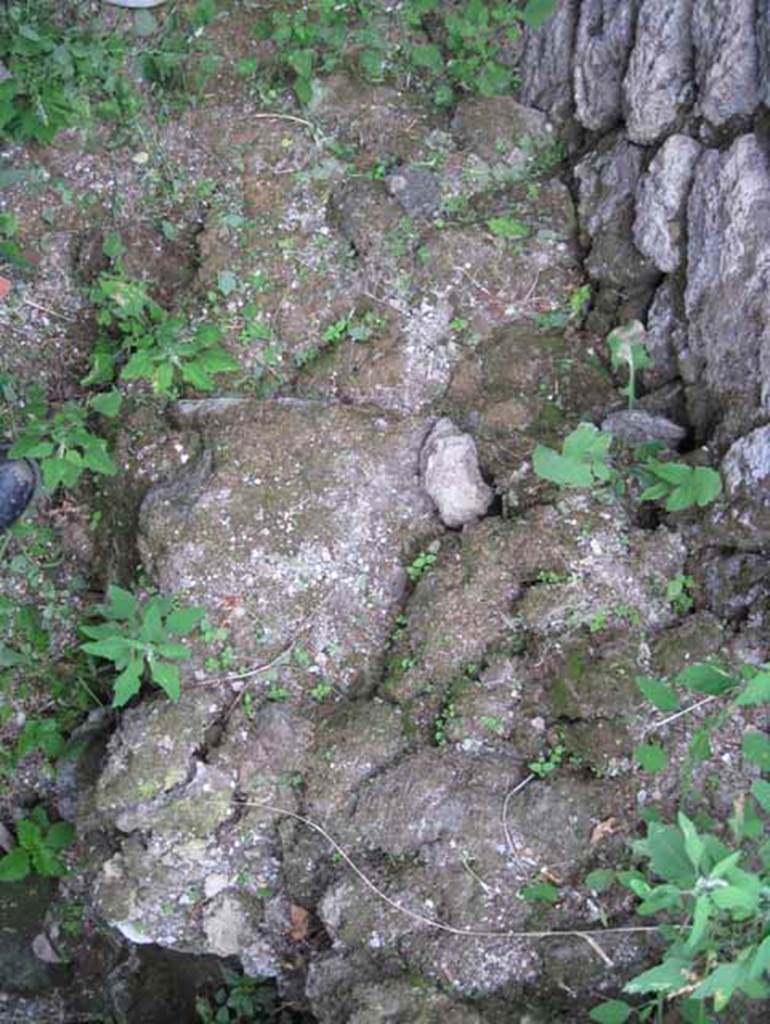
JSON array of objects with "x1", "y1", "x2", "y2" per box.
[
  {"x1": 386, "y1": 165, "x2": 442, "y2": 220},
  {"x1": 634, "y1": 134, "x2": 702, "y2": 273},
  {"x1": 684, "y1": 135, "x2": 770, "y2": 440},
  {"x1": 643, "y1": 280, "x2": 687, "y2": 389},
  {"x1": 623, "y1": 0, "x2": 694, "y2": 144},
  {"x1": 692, "y1": 0, "x2": 762, "y2": 127},
  {"x1": 574, "y1": 0, "x2": 638, "y2": 133},
  {"x1": 601, "y1": 409, "x2": 686, "y2": 449},
  {"x1": 519, "y1": 0, "x2": 578, "y2": 124}
]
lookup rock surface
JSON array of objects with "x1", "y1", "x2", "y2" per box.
[{"x1": 419, "y1": 418, "x2": 493, "y2": 527}]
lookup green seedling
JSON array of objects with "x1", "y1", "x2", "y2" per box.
[
  {"x1": 79, "y1": 585, "x2": 205, "y2": 706},
  {"x1": 607, "y1": 321, "x2": 652, "y2": 410},
  {"x1": 533, "y1": 422, "x2": 615, "y2": 489},
  {"x1": 0, "y1": 805, "x2": 74, "y2": 882}
]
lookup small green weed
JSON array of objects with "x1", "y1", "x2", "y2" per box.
[
  {"x1": 607, "y1": 321, "x2": 652, "y2": 410},
  {"x1": 406, "y1": 550, "x2": 437, "y2": 583},
  {"x1": 0, "y1": 0, "x2": 139, "y2": 143},
  {"x1": 195, "y1": 967, "x2": 279, "y2": 1024},
  {"x1": 86, "y1": 273, "x2": 240, "y2": 397},
  {"x1": 487, "y1": 214, "x2": 529, "y2": 240},
  {"x1": 637, "y1": 459, "x2": 722, "y2": 513},
  {"x1": 533, "y1": 422, "x2": 615, "y2": 490},
  {"x1": 666, "y1": 574, "x2": 695, "y2": 615},
  {"x1": 2, "y1": 373, "x2": 121, "y2": 491},
  {"x1": 532, "y1": 424, "x2": 722, "y2": 514},
  {"x1": 0, "y1": 805, "x2": 74, "y2": 882},
  {"x1": 79, "y1": 585, "x2": 205, "y2": 707},
  {"x1": 528, "y1": 740, "x2": 565, "y2": 779}
]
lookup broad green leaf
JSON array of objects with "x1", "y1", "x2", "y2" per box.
[
  {"x1": 692, "y1": 961, "x2": 747, "y2": 1010},
  {"x1": 688, "y1": 727, "x2": 712, "y2": 762},
  {"x1": 140, "y1": 601, "x2": 165, "y2": 644},
  {"x1": 31, "y1": 845, "x2": 66, "y2": 877},
  {"x1": 709, "y1": 850, "x2": 742, "y2": 879},
  {"x1": 180, "y1": 361, "x2": 214, "y2": 391},
  {"x1": 750, "y1": 778, "x2": 770, "y2": 813},
  {"x1": 112, "y1": 660, "x2": 143, "y2": 708},
  {"x1": 639, "y1": 481, "x2": 669, "y2": 503},
  {"x1": 711, "y1": 867, "x2": 760, "y2": 918},
  {"x1": 686, "y1": 895, "x2": 711, "y2": 951},
  {"x1": 589, "y1": 1002, "x2": 632, "y2": 1024},
  {"x1": 80, "y1": 636, "x2": 134, "y2": 663},
  {"x1": 584, "y1": 868, "x2": 615, "y2": 892},
  {"x1": 0, "y1": 847, "x2": 30, "y2": 882},
  {"x1": 636, "y1": 675, "x2": 679, "y2": 712},
  {"x1": 647, "y1": 460, "x2": 693, "y2": 485},
  {"x1": 520, "y1": 880, "x2": 559, "y2": 903},
  {"x1": 675, "y1": 662, "x2": 734, "y2": 695},
  {"x1": 645, "y1": 822, "x2": 695, "y2": 885},
  {"x1": 742, "y1": 731, "x2": 770, "y2": 770},
  {"x1": 624, "y1": 957, "x2": 691, "y2": 995},
  {"x1": 89, "y1": 390, "x2": 123, "y2": 418},
  {"x1": 735, "y1": 669, "x2": 770, "y2": 705},
  {"x1": 156, "y1": 642, "x2": 190, "y2": 660},
  {"x1": 487, "y1": 216, "x2": 529, "y2": 239},
  {"x1": 636, "y1": 883, "x2": 683, "y2": 915},
  {"x1": 749, "y1": 935, "x2": 770, "y2": 980},
  {"x1": 165, "y1": 606, "x2": 205, "y2": 636},
  {"x1": 678, "y1": 812, "x2": 704, "y2": 872},
  {"x1": 691, "y1": 466, "x2": 722, "y2": 506},
  {"x1": 410, "y1": 43, "x2": 443, "y2": 71},
  {"x1": 0, "y1": 644, "x2": 23, "y2": 667},
  {"x1": 106, "y1": 585, "x2": 137, "y2": 620},
  {"x1": 634, "y1": 743, "x2": 668, "y2": 773},
  {"x1": 45, "y1": 821, "x2": 75, "y2": 852},
  {"x1": 563, "y1": 422, "x2": 612, "y2": 461},
  {"x1": 16, "y1": 819, "x2": 43, "y2": 851},
  {"x1": 288, "y1": 47, "x2": 314, "y2": 80},
  {"x1": 195, "y1": 347, "x2": 240, "y2": 373},
  {"x1": 149, "y1": 659, "x2": 181, "y2": 702},
  {"x1": 153, "y1": 360, "x2": 174, "y2": 395},
  {"x1": 8, "y1": 439, "x2": 54, "y2": 459},
  {"x1": 121, "y1": 350, "x2": 155, "y2": 380},
  {"x1": 532, "y1": 444, "x2": 593, "y2": 487}
]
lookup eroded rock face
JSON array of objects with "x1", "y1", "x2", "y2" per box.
[
  {"x1": 138, "y1": 399, "x2": 437, "y2": 689},
  {"x1": 634, "y1": 134, "x2": 702, "y2": 273},
  {"x1": 684, "y1": 136, "x2": 770, "y2": 441}
]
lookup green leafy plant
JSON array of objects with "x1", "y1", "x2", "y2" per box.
[
  {"x1": 487, "y1": 214, "x2": 529, "y2": 240},
  {"x1": 528, "y1": 740, "x2": 565, "y2": 779},
  {"x1": 533, "y1": 422, "x2": 615, "y2": 489},
  {"x1": 607, "y1": 321, "x2": 652, "y2": 410},
  {"x1": 0, "y1": 805, "x2": 74, "y2": 882},
  {"x1": 137, "y1": 0, "x2": 220, "y2": 99},
  {"x1": 666, "y1": 574, "x2": 695, "y2": 615},
  {"x1": 532, "y1": 425, "x2": 723, "y2": 514},
  {"x1": 591, "y1": 810, "x2": 770, "y2": 1022},
  {"x1": 2, "y1": 375, "x2": 121, "y2": 490},
  {"x1": 406, "y1": 550, "x2": 437, "y2": 583},
  {"x1": 86, "y1": 274, "x2": 240, "y2": 396},
  {"x1": 195, "y1": 967, "x2": 279, "y2": 1024},
  {"x1": 637, "y1": 459, "x2": 723, "y2": 513},
  {"x1": 79, "y1": 585, "x2": 205, "y2": 707},
  {"x1": 0, "y1": 1, "x2": 139, "y2": 144}
]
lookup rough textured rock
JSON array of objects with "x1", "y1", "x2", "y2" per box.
[
  {"x1": 642, "y1": 280, "x2": 687, "y2": 390},
  {"x1": 139, "y1": 399, "x2": 437, "y2": 689},
  {"x1": 684, "y1": 135, "x2": 770, "y2": 441},
  {"x1": 718, "y1": 425, "x2": 770, "y2": 547},
  {"x1": 419, "y1": 418, "x2": 493, "y2": 527},
  {"x1": 451, "y1": 95, "x2": 553, "y2": 163},
  {"x1": 692, "y1": 0, "x2": 762, "y2": 128},
  {"x1": 519, "y1": 0, "x2": 577, "y2": 124},
  {"x1": 634, "y1": 134, "x2": 702, "y2": 272},
  {"x1": 623, "y1": 0, "x2": 694, "y2": 145},
  {"x1": 601, "y1": 409, "x2": 686, "y2": 449},
  {"x1": 573, "y1": 0, "x2": 638, "y2": 133},
  {"x1": 575, "y1": 138, "x2": 659, "y2": 324}
]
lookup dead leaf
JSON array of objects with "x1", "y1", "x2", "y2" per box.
[
  {"x1": 0, "y1": 276, "x2": 11, "y2": 301},
  {"x1": 288, "y1": 903, "x2": 309, "y2": 942},
  {"x1": 590, "y1": 817, "x2": 620, "y2": 844}
]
